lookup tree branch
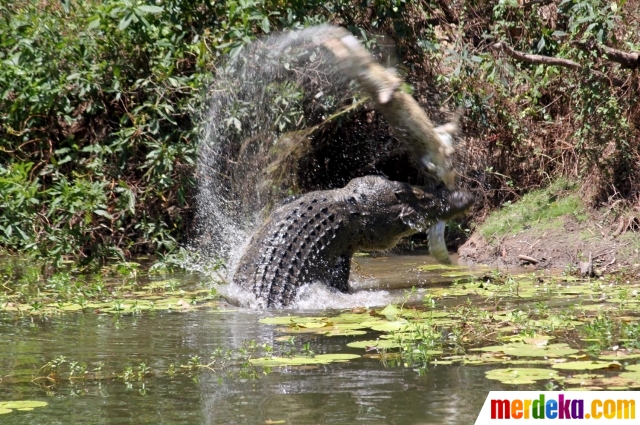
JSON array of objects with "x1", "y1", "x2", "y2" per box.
[
  {"x1": 491, "y1": 42, "x2": 625, "y2": 86},
  {"x1": 492, "y1": 42, "x2": 580, "y2": 69},
  {"x1": 572, "y1": 40, "x2": 640, "y2": 69}
]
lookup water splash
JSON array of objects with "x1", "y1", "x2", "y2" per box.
[
  {"x1": 217, "y1": 278, "x2": 395, "y2": 311},
  {"x1": 194, "y1": 25, "x2": 452, "y2": 308},
  {"x1": 195, "y1": 25, "x2": 357, "y2": 278}
]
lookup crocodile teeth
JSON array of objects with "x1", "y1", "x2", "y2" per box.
[{"x1": 427, "y1": 220, "x2": 451, "y2": 264}]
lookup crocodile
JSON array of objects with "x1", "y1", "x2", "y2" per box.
[{"x1": 233, "y1": 175, "x2": 473, "y2": 308}]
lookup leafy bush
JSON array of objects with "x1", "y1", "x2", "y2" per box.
[
  {"x1": 0, "y1": 0, "x2": 280, "y2": 262},
  {"x1": 1, "y1": 0, "x2": 638, "y2": 264}
]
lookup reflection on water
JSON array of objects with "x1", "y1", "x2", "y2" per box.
[{"x1": 0, "y1": 254, "x2": 517, "y2": 425}]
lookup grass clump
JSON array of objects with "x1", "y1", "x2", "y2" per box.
[{"x1": 479, "y1": 179, "x2": 586, "y2": 243}]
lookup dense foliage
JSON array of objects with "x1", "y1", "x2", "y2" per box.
[{"x1": 1, "y1": 0, "x2": 638, "y2": 263}]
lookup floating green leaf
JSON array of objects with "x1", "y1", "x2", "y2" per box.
[
  {"x1": 473, "y1": 343, "x2": 580, "y2": 358},
  {"x1": 552, "y1": 361, "x2": 620, "y2": 371},
  {"x1": 321, "y1": 329, "x2": 368, "y2": 337},
  {"x1": 314, "y1": 354, "x2": 360, "y2": 361},
  {"x1": 485, "y1": 368, "x2": 560, "y2": 384},
  {"x1": 379, "y1": 304, "x2": 401, "y2": 320},
  {"x1": 369, "y1": 321, "x2": 408, "y2": 332},
  {"x1": 260, "y1": 316, "x2": 319, "y2": 325},
  {"x1": 0, "y1": 400, "x2": 48, "y2": 414},
  {"x1": 347, "y1": 339, "x2": 401, "y2": 350},
  {"x1": 249, "y1": 353, "x2": 359, "y2": 367}
]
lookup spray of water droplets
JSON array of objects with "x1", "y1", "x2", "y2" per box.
[
  {"x1": 189, "y1": 26, "x2": 435, "y2": 309},
  {"x1": 194, "y1": 26, "x2": 357, "y2": 279}
]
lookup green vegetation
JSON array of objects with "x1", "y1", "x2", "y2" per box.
[
  {"x1": 253, "y1": 266, "x2": 640, "y2": 389},
  {"x1": 1, "y1": 0, "x2": 638, "y2": 264},
  {"x1": 1, "y1": 261, "x2": 639, "y2": 395},
  {"x1": 0, "y1": 400, "x2": 48, "y2": 415},
  {"x1": 478, "y1": 178, "x2": 586, "y2": 243},
  {"x1": 0, "y1": 255, "x2": 222, "y2": 316}
]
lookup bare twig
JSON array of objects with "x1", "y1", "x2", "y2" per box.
[
  {"x1": 572, "y1": 40, "x2": 640, "y2": 69},
  {"x1": 491, "y1": 42, "x2": 625, "y2": 86},
  {"x1": 492, "y1": 42, "x2": 580, "y2": 69}
]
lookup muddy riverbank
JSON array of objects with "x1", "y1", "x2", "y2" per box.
[{"x1": 459, "y1": 210, "x2": 640, "y2": 277}]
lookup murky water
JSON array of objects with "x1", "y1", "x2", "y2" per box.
[
  {"x1": 0, "y1": 254, "x2": 537, "y2": 425},
  {"x1": 0, "y1": 310, "x2": 507, "y2": 425}
]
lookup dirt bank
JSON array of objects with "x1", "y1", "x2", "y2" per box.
[{"x1": 458, "y1": 211, "x2": 640, "y2": 277}]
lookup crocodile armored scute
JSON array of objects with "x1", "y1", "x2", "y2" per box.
[{"x1": 232, "y1": 175, "x2": 473, "y2": 308}]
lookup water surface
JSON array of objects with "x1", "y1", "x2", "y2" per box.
[{"x1": 0, "y1": 254, "x2": 564, "y2": 424}]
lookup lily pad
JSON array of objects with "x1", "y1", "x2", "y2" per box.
[
  {"x1": 249, "y1": 357, "x2": 329, "y2": 367},
  {"x1": 485, "y1": 368, "x2": 560, "y2": 385},
  {"x1": 380, "y1": 332, "x2": 423, "y2": 341},
  {"x1": 378, "y1": 304, "x2": 402, "y2": 319},
  {"x1": 323, "y1": 323, "x2": 368, "y2": 331},
  {"x1": 564, "y1": 374, "x2": 636, "y2": 389},
  {"x1": 369, "y1": 321, "x2": 408, "y2": 332},
  {"x1": 618, "y1": 370, "x2": 640, "y2": 383},
  {"x1": 329, "y1": 313, "x2": 377, "y2": 324},
  {"x1": 314, "y1": 353, "x2": 360, "y2": 361},
  {"x1": 400, "y1": 310, "x2": 451, "y2": 319},
  {"x1": 259, "y1": 316, "x2": 313, "y2": 325},
  {"x1": 249, "y1": 353, "x2": 359, "y2": 367},
  {"x1": 551, "y1": 361, "x2": 620, "y2": 371},
  {"x1": 297, "y1": 322, "x2": 328, "y2": 329},
  {"x1": 0, "y1": 400, "x2": 48, "y2": 414},
  {"x1": 473, "y1": 342, "x2": 579, "y2": 358},
  {"x1": 320, "y1": 329, "x2": 368, "y2": 337},
  {"x1": 347, "y1": 339, "x2": 401, "y2": 350}
]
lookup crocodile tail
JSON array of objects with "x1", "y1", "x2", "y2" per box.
[{"x1": 427, "y1": 220, "x2": 451, "y2": 264}]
